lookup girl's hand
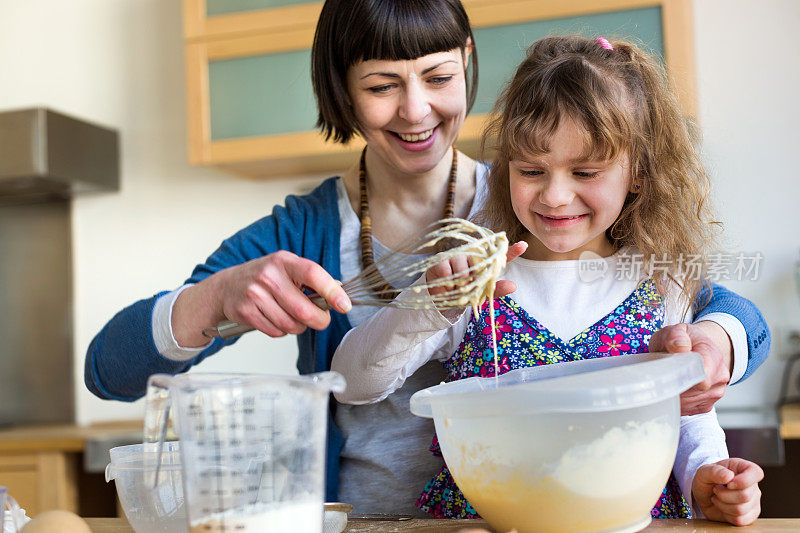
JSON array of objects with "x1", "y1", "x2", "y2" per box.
[
  {"x1": 173, "y1": 251, "x2": 351, "y2": 346},
  {"x1": 692, "y1": 458, "x2": 763, "y2": 526},
  {"x1": 426, "y1": 241, "x2": 528, "y2": 301}
]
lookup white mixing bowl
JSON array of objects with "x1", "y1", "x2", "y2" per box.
[
  {"x1": 410, "y1": 352, "x2": 704, "y2": 533},
  {"x1": 105, "y1": 442, "x2": 186, "y2": 533},
  {"x1": 105, "y1": 442, "x2": 351, "y2": 533}
]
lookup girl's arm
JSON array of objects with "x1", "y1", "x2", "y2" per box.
[
  {"x1": 331, "y1": 284, "x2": 469, "y2": 405},
  {"x1": 661, "y1": 284, "x2": 728, "y2": 513},
  {"x1": 677, "y1": 411, "x2": 764, "y2": 525},
  {"x1": 663, "y1": 283, "x2": 746, "y2": 519},
  {"x1": 673, "y1": 408, "x2": 729, "y2": 515},
  {"x1": 333, "y1": 242, "x2": 527, "y2": 405}
]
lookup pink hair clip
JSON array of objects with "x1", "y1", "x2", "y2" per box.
[{"x1": 596, "y1": 37, "x2": 614, "y2": 50}]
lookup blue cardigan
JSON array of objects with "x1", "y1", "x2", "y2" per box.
[{"x1": 84, "y1": 177, "x2": 771, "y2": 501}]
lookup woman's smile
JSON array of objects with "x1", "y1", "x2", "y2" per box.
[
  {"x1": 393, "y1": 127, "x2": 436, "y2": 142},
  {"x1": 389, "y1": 125, "x2": 439, "y2": 151}
]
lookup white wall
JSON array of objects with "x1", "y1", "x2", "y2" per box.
[
  {"x1": 693, "y1": 0, "x2": 800, "y2": 412},
  {"x1": 0, "y1": 0, "x2": 798, "y2": 424},
  {"x1": 0, "y1": 0, "x2": 318, "y2": 424}
]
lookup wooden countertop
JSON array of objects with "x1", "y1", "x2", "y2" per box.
[
  {"x1": 84, "y1": 518, "x2": 800, "y2": 532},
  {"x1": 0, "y1": 420, "x2": 142, "y2": 454},
  {"x1": 780, "y1": 403, "x2": 800, "y2": 439}
]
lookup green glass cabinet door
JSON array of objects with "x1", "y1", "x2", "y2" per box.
[
  {"x1": 205, "y1": 6, "x2": 664, "y2": 141},
  {"x1": 206, "y1": 0, "x2": 317, "y2": 17}
]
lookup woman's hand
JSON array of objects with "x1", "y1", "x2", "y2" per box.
[
  {"x1": 426, "y1": 241, "x2": 528, "y2": 301},
  {"x1": 648, "y1": 321, "x2": 732, "y2": 415},
  {"x1": 692, "y1": 458, "x2": 763, "y2": 525},
  {"x1": 173, "y1": 251, "x2": 351, "y2": 346}
]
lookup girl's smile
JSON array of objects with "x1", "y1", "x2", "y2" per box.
[
  {"x1": 509, "y1": 117, "x2": 631, "y2": 261},
  {"x1": 535, "y1": 213, "x2": 588, "y2": 227}
]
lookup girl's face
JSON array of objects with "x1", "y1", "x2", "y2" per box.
[
  {"x1": 509, "y1": 117, "x2": 632, "y2": 261},
  {"x1": 346, "y1": 48, "x2": 469, "y2": 175}
]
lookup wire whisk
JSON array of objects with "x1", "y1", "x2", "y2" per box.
[{"x1": 203, "y1": 218, "x2": 508, "y2": 339}]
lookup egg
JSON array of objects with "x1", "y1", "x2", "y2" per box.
[{"x1": 20, "y1": 510, "x2": 91, "y2": 533}]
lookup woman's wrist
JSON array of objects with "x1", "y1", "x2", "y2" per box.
[
  {"x1": 171, "y1": 275, "x2": 226, "y2": 348},
  {"x1": 694, "y1": 320, "x2": 734, "y2": 381}
]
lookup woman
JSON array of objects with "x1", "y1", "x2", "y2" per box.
[{"x1": 85, "y1": 0, "x2": 769, "y2": 515}]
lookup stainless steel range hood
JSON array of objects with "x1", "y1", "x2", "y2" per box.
[
  {"x1": 0, "y1": 108, "x2": 119, "y2": 426},
  {"x1": 0, "y1": 107, "x2": 119, "y2": 205}
]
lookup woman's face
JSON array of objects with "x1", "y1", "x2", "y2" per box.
[{"x1": 346, "y1": 48, "x2": 469, "y2": 175}]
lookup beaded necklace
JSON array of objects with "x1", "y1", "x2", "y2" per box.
[{"x1": 358, "y1": 146, "x2": 458, "y2": 299}]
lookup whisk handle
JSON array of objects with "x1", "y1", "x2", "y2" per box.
[
  {"x1": 308, "y1": 293, "x2": 331, "y2": 310},
  {"x1": 201, "y1": 296, "x2": 331, "y2": 339},
  {"x1": 202, "y1": 320, "x2": 254, "y2": 339}
]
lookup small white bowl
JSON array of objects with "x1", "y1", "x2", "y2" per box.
[
  {"x1": 105, "y1": 442, "x2": 185, "y2": 533},
  {"x1": 323, "y1": 502, "x2": 353, "y2": 533},
  {"x1": 108, "y1": 444, "x2": 352, "y2": 533}
]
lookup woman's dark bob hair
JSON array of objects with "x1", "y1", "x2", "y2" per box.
[{"x1": 312, "y1": 0, "x2": 478, "y2": 144}]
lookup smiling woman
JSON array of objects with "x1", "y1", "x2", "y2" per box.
[
  {"x1": 311, "y1": 0, "x2": 478, "y2": 145},
  {"x1": 84, "y1": 0, "x2": 771, "y2": 519},
  {"x1": 346, "y1": 50, "x2": 471, "y2": 174}
]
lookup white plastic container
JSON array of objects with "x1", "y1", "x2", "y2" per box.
[
  {"x1": 105, "y1": 442, "x2": 186, "y2": 533},
  {"x1": 105, "y1": 442, "x2": 352, "y2": 533},
  {"x1": 410, "y1": 352, "x2": 705, "y2": 533}
]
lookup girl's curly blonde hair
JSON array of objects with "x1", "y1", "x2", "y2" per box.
[{"x1": 477, "y1": 35, "x2": 719, "y2": 306}]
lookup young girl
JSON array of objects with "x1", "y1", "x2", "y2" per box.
[{"x1": 331, "y1": 35, "x2": 763, "y2": 525}]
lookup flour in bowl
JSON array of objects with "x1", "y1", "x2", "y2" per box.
[{"x1": 189, "y1": 501, "x2": 321, "y2": 533}]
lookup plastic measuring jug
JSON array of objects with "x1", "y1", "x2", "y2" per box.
[{"x1": 144, "y1": 372, "x2": 345, "y2": 533}]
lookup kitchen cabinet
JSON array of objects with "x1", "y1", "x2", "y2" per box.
[
  {"x1": 780, "y1": 403, "x2": 800, "y2": 439},
  {"x1": 0, "y1": 453, "x2": 77, "y2": 516},
  {"x1": 0, "y1": 421, "x2": 141, "y2": 516},
  {"x1": 182, "y1": 0, "x2": 696, "y2": 178}
]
